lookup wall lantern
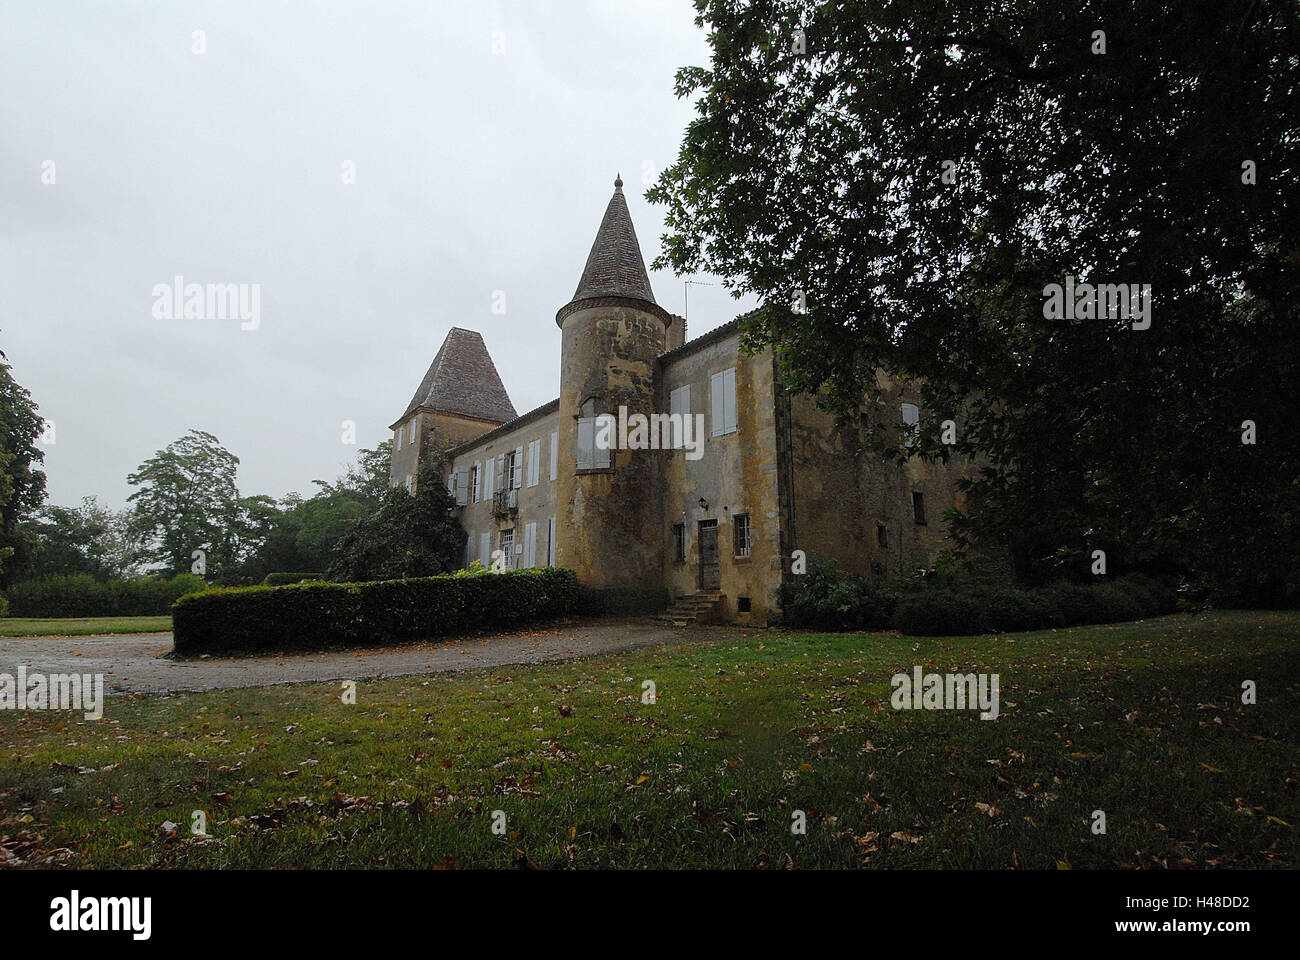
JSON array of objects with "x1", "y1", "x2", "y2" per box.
[{"x1": 698, "y1": 498, "x2": 709, "y2": 511}]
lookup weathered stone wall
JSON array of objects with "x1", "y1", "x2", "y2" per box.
[
  {"x1": 556, "y1": 302, "x2": 668, "y2": 588},
  {"x1": 785, "y1": 372, "x2": 977, "y2": 584},
  {"x1": 389, "y1": 411, "x2": 501, "y2": 492},
  {"x1": 447, "y1": 407, "x2": 560, "y2": 569},
  {"x1": 658, "y1": 329, "x2": 782, "y2": 625}
]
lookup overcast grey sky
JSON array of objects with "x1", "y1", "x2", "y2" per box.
[{"x1": 1, "y1": 0, "x2": 754, "y2": 509}]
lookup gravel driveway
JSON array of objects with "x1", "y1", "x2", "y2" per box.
[{"x1": 0, "y1": 619, "x2": 748, "y2": 696}]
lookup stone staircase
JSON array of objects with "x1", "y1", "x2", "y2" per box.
[{"x1": 655, "y1": 592, "x2": 724, "y2": 625}]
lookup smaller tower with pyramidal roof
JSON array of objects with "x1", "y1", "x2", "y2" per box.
[{"x1": 388, "y1": 327, "x2": 516, "y2": 493}]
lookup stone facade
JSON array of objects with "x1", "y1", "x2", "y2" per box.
[{"x1": 389, "y1": 177, "x2": 985, "y2": 624}]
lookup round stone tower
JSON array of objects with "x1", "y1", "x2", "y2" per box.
[{"x1": 555, "y1": 175, "x2": 673, "y2": 589}]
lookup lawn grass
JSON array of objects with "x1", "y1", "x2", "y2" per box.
[
  {"x1": 0, "y1": 616, "x2": 172, "y2": 637},
  {"x1": 0, "y1": 610, "x2": 1295, "y2": 869}
]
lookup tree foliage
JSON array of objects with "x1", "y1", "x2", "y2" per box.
[
  {"x1": 650, "y1": 0, "x2": 1300, "y2": 602},
  {"x1": 0, "y1": 358, "x2": 48, "y2": 585},
  {"x1": 327, "y1": 452, "x2": 464, "y2": 583}
]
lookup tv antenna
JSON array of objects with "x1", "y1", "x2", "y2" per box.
[{"x1": 683, "y1": 279, "x2": 714, "y2": 323}]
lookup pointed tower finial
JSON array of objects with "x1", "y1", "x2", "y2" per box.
[{"x1": 614, "y1": 172, "x2": 623, "y2": 190}]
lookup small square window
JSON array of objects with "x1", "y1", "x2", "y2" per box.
[
  {"x1": 912, "y1": 492, "x2": 926, "y2": 525},
  {"x1": 737, "y1": 596, "x2": 751, "y2": 613}
]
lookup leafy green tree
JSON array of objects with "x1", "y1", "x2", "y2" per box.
[
  {"x1": 127, "y1": 430, "x2": 242, "y2": 578},
  {"x1": 0, "y1": 357, "x2": 48, "y2": 585},
  {"x1": 13, "y1": 497, "x2": 142, "y2": 581},
  {"x1": 650, "y1": 1, "x2": 1299, "y2": 602},
  {"x1": 327, "y1": 454, "x2": 464, "y2": 582}
]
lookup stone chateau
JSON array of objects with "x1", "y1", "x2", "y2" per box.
[{"x1": 389, "y1": 176, "x2": 974, "y2": 624}]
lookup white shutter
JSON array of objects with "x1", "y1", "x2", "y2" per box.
[
  {"x1": 724, "y1": 368, "x2": 737, "y2": 433},
  {"x1": 455, "y1": 469, "x2": 469, "y2": 505},
  {"x1": 577, "y1": 418, "x2": 594, "y2": 469},
  {"x1": 479, "y1": 532, "x2": 490, "y2": 565},
  {"x1": 711, "y1": 372, "x2": 725, "y2": 437},
  {"x1": 513, "y1": 445, "x2": 523, "y2": 489},
  {"x1": 549, "y1": 430, "x2": 558, "y2": 481},
  {"x1": 484, "y1": 457, "x2": 494, "y2": 497},
  {"x1": 524, "y1": 522, "x2": 536, "y2": 568},
  {"x1": 670, "y1": 384, "x2": 690, "y2": 418},
  {"x1": 547, "y1": 516, "x2": 556, "y2": 566},
  {"x1": 595, "y1": 432, "x2": 611, "y2": 468},
  {"x1": 497, "y1": 454, "x2": 505, "y2": 492},
  {"x1": 527, "y1": 440, "x2": 540, "y2": 486},
  {"x1": 408, "y1": 421, "x2": 416, "y2": 443}
]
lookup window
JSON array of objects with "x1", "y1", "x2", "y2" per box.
[
  {"x1": 447, "y1": 471, "x2": 457, "y2": 498},
  {"x1": 710, "y1": 368, "x2": 737, "y2": 437},
  {"x1": 912, "y1": 492, "x2": 926, "y2": 525},
  {"x1": 876, "y1": 521, "x2": 888, "y2": 547},
  {"x1": 737, "y1": 596, "x2": 751, "y2": 613},
  {"x1": 670, "y1": 384, "x2": 691, "y2": 418},
  {"x1": 549, "y1": 431, "x2": 558, "y2": 481},
  {"x1": 527, "y1": 439, "x2": 540, "y2": 486},
  {"x1": 733, "y1": 513, "x2": 751, "y2": 557},
  {"x1": 547, "y1": 516, "x2": 556, "y2": 566},
  {"x1": 479, "y1": 532, "x2": 490, "y2": 566},
  {"x1": 396, "y1": 428, "x2": 403, "y2": 451},
  {"x1": 404, "y1": 474, "x2": 414, "y2": 494},
  {"x1": 484, "y1": 456, "x2": 495, "y2": 498},
  {"x1": 523, "y1": 522, "x2": 537, "y2": 568},
  {"x1": 511, "y1": 445, "x2": 523, "y2": 489},
  {"x1": 499, "y1": 529, "x2": 514, "y2": 570},
  {"x1": 471, "y1": 463, "x2": 480, "y2": 503},
  {"x1": 576, "y1": 418, "x2": 610, "y2": 469},
  {"x1": 673, "y1": 523, "x2": 686, "y2": 562},
  {"x1": 408, "y1": 421, "x2": 416, "y2": 443},
  {"x1": 901, "y1": 402, "x2": 920, "y2": 449}
]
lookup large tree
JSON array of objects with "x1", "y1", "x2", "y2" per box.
[
  {"x1": 650, "y1": 0, "x2": 1300, "y2": 602},
  {"x1": 127, "y1": 430, "x2": 244, "y2": 578},
  {"x1": 327, "y1": 453, "x2": 464, "y2": 583},
  {"x1": 13, "y1": 496, "x2": 142, "y2": 581},
  {"x1": 0, "y1": 356, "x2": 48, "y2": 586}
]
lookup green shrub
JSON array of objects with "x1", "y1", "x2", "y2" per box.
[
  {"x1": 893, "y1": 590, "x2": 984, "y2": 636},
  {"x1": 0, "y1": 595, "x2": 8, "y2": 617},
  {"x1": 6, "y1": 573, "x2": 206, "y2": 618},
  {"x1": 577, "y1": 586, "x2": 670, "y2": 617},
  {"x1": 262, "y1": 572, "x2": 324, "y2": 587},
  {"x1": 172, "y1": 567, "x2": 579, "y2": 656},
  {"x1": 781, "y1": 558, "x2": 896, "y2": 630}
]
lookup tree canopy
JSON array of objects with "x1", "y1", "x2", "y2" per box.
[{"x1": 650, "y1": 0, "x2": 1299, "y2": 601}]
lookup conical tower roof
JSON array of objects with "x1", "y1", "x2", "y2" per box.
[
  {"x1": 395, "y1": 327, "x2": 517, "y2": 425},
  {"x1": 558, "y1": 176, "x2": 670, "y2": 327}
]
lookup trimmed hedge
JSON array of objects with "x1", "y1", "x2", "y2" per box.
[
  {"x1": 262, "y1": 572, "x2": 324, "y2": 587},
  {"x1": 4, "y1": 573, "x2": 207, "y2": 618},
  {"x1": 577, "y1": 585, "x2": 670, "y2": 617},
  {"x1": 784, "y1": 565, "x2": 1177, "y2": 636},
  {"x1": 172, "y1": 567, "x2": 579, "y2": 656}
]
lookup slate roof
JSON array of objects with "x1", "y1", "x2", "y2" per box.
[
  {"x1": 397, "y1": 327, "x2": 517, "y2": 425},
  {"x1": 568, "y1": 175, "x2": 658, "y2": 306}
]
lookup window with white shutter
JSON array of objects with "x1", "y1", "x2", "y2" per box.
[
  {"x1": 670, "y1": 384, "x2": 690, "y2": 418},
  {"x1": 408, "y1": 421, "x2": 416, "y2": 443},
  {"x1": 710, "y1": 368, "x2": 737, "y2": 436},
  {"x1": 901, "y1": 402, "x2": 920, "y2": 449},
  {"x1": 527, "y1": 440, "x2": 540, "y2": 486},
  {"x1": 577, "y1": 418, "x2": 594, "y2": 469},
  {"x1": 523, "y1": 522, "x2": 536, "y2": 568},
  {"x1": 512, "y1": 446, "x2": 523, "y2": 489},
  {"x1": 455, "y1": 469, "x2": 468, "y2": 505},
  {"x1": 396, "y1": 429, "x2": 402, "y2": 451},
  {"x1": 471, "y1": 463, "x2": 480, "y2": 503},
  {"x1": 484, "y1": 456, "x2": 495, "y2": 497},
  {"x1": 549, "y1": 431, "x2": 558, "y2": 481},
  {"x1": 479, "y1": 532, "x2": 490, "y2": 565}
]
